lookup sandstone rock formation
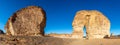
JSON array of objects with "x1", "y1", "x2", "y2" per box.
[
  {"x1": 5, "y1": 6, "x2": 46, "y2": 36},
  {"x1": 0, "y1": 29, "x2": 4, "y2": 34},
  {"x1": 72, "y1": 10, "x2": 110, "y2": 39}
]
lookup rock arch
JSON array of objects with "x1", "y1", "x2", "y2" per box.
[{"x1": 72, "y1": 10, "x2": 110, "y2": 39}]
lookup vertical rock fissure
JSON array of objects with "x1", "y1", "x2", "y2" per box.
[
  {"x1": 83, "y1": 26, "x2": 86, "y2": 38},
  {"x1": 85, "y1": 15, "x2": 91, "y2": 39}
]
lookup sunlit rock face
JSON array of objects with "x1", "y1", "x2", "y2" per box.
[
  {"x1": 72, "y1": 10, "x2": 110, "y2": 39},
  {"x1": 5, "y1": 6, "x2": 46, "y2": 36}
]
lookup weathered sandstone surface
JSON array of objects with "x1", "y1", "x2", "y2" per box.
[
  {"x1": 72, "y1": 10, "x2": 110, "y2": 39},
  {"x1": 5, "y1": 6, "x2": 46, "y2": 36}
]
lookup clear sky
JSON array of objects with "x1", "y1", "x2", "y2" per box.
[{"x1": 0, "y1": 0, "x2": 120, "y2": 35}]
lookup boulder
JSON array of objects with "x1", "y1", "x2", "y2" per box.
[
  {"x1": 5, "y1": 6, "x2": 46, "y2": 36},
  {"x1": 72, "y1": 10, "x2": 110, "y2": 39}
]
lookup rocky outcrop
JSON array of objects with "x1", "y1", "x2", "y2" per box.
[
  {"x1": 72, "y1": 10, "x2": 110, "y2": 39},
  {"x1": 5, "y1": 6, "x2": 46, "y2": 36},
  {"x1": 47, "y1": 34, "x2": 72, "y2": 38},
  {"x1": 0, "y1": 29, "x2": 4, "y2": 34}
]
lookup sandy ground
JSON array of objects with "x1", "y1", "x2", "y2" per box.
[
  {"x1": 69, "y1": 39, "x2": 120, "y2": 45},
  {"x1": 0, "y1": 35, "x2": 120, "y2": 45}
]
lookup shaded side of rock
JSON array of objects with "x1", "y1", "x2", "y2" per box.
[{"x1": 0, "y1": 29, "x2": 4, "y2": 34}]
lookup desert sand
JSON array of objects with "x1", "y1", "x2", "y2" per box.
[
  {"x1": 0, "y1": 34, "x2": 120, "y2": 45},
  {"x1": 70, "y1": 39, "x2": 120, "y2": 45}
]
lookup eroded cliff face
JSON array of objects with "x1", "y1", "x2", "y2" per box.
[
  {"x1": 72, "y1": 10, "x2": 110, "y2": 39},
  {"x1": 5, "y1": 6, "x2": 46, "y2": 36}
]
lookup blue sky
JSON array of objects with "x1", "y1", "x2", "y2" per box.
[{"x1": 0, "y1": 0, "x2": 120, "y2": 35}]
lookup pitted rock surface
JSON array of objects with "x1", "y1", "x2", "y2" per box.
[{"x1": 5, "y1": 6, "x2": 46, "y2": 36}]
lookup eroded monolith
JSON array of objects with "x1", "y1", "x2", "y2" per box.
[
  {"x1": 72, "y1": 10, "x2": 110, "y2": 39},
  {"x1": 5, "y1": 6, "x2": 46, "y2": 36}
]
